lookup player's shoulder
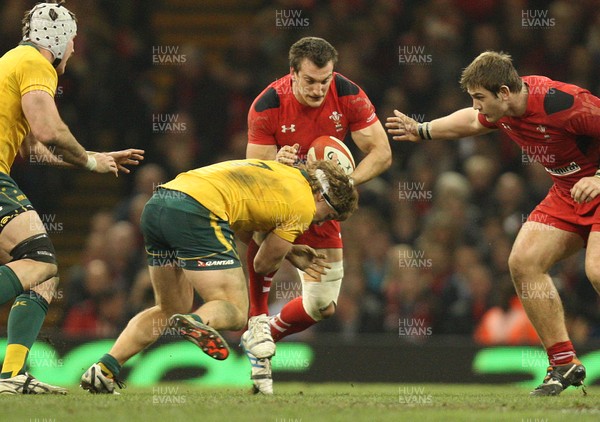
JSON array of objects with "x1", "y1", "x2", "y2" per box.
[
  {"x1": 252, "y1": 75, "x2": 293, "y2": 113},
  {"x1": 253, "y1": 86, "x2": 280, "y2": 113},
  {"x1": 525, "y1": 75, "x2": 588, "y2": 116},
  {"x1": 333, "y1": 72, "x2": 362, "y2": 97},
  {"x1": 14, "y1": 45, "x2": 50, "y2": 67},
  {"x1": 331, "y1": 72, "x2": 376, "y2": 119}
]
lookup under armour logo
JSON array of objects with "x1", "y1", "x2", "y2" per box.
[{"x1": 281, "y1": 124, "x2": 296, "y2": 133}]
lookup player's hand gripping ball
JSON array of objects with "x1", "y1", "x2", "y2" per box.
[{"x1": 307, "y1": 136, "x2": 355, "y2": 175}]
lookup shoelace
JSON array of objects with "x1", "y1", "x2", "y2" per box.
[
  {"x1": 251, "y1": 317, "x2": 271, "y2": 340},
  {"x1": 113, "y1": 376, "x2": 126, "y2": 390},
  {"x1": 99, "y1": 367, "x2": 127, "y2": 390}
]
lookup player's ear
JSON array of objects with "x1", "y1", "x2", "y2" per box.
[{"x1": 498, "y1": 85, "x2": 511, "y2": 99}]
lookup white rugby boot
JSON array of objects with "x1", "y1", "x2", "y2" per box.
[
  {"x1": 241, "y1": 314, "x2": 276, "y2": 359},
  {"x1": 0, "y1": 373, "x2": 67, "y2": 395},
  {"x1": 80, "y1": 363, "x2": 124, "y2": 394}
]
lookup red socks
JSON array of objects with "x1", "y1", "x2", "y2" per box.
[
  {"x1": 247, "y1": 240, "x2": 318, "y2": 341},
  {"x1": 270, "y1": 297, "x2": 317, "y2": 342},
  {"x1": 547, "y1": 340, "x2": 576, "y2": 366},
  {"x1": 247, "y1": 239, "x2": 274, "y2": 317}
]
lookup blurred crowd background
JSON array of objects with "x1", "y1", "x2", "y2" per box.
[{"x1": 1, "y1": 0, "x2": 599, "y2": 346}]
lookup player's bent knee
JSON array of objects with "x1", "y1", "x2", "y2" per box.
[
  {"x1": 508, "y1": 243, "x2": 552, "y2": 277},
  {"x1": 40, "y1": 262, "x2": 58, "y2": 280},
  {"x1": 300, "y1": 261, "x2": 343, "y2": 321},
  {"x1": 157, "y1": 301, "x2": 191, "y2": 317},
  {"x1": 584, "y1": 263, "x2": 600, "y2": 289},
  {"x1": 155, "y1": 291, "x2": 194, "y2": 315},
  {"x1": 319, "y1": 302, "x2": 336, "y2": 319},
  {"x1": 227, "y1": 298, "x2": 248, "y2": 330},
  {"x1": 508, "y1": 250, "x2": 534, "y2": 281},
  {"x1": 15, "y1": 261, "x2": 58, "y2": 290},
  {"x1": 30, "y1": 276, "x2": 60, "y2": 303},
  {"x1": 231, "y1": 313, "x2": 247, "y2": 331},
  {"x1": 237, "y1": 302, "x2": 249, "y2": 323}
]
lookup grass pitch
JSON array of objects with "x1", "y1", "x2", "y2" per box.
[{"x1": 1, "y1": 383, "x2": 598, "y2": 422}]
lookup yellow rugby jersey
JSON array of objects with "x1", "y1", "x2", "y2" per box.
[
  {"x1": 162, "y1": 160, "x2": 316, "y2": 243},
  {"x1": 0, "y1": 44, "x2": 57, "y2": 175}
]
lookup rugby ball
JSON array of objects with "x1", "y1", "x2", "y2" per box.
[{"x1": 307, "y1": 136, "x2": 355, "y2": 175}]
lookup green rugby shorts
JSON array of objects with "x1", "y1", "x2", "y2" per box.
[
  {"x1": 0, "y1": 173, "x2": 35, "y2": 232},
  {"x1": 140, "y1": 188, "x2": 241, "y2": 271}
]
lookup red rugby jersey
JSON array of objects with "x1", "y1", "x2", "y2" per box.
[
  {"x1": 247, "y1": 72, "x2": 378, "y2": 248},
  {"x1": 248, "y1": 72, "x2": 377, "y2": 154},
  {"x1": 478, "y1": 75, "x2": 600, "y2": 195}
]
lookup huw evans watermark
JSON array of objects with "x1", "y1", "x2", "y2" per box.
[
  {"x1": 398, "y1": 318, "x2": 432, "y2": 337},
  {"x1": 521, "y1": 213, "x2": 557, "y2": 231},
  {"x1": 398, "y1": 386, "x2": 433, "y2": 405},
  {"x1": 152, "y1": 386, "x2": 186, "y2": 404},
  {"x1": 153, "y1": 316, "x2": 185, "y2": 337},
  {"x1": 521, "y1": 10, "x2": 555, "y2": 28},
  {"x1": 28, "y1": 349, "x2": 64, "y2": 369},
  {"x1": 521, "y1": 349, "x2": 548, "y2": 369},
  {"x1": 152, "y1": 114, "x2": 187, "y2": 133},
  {"x1": 398, "y1": 46, "x2": 432, "y2": 65},
  {"x1": 520, "y1": 281, "x2": 557, "y2": 300},
  {"x1": 521, "y1": 144, "x2": 555, "y2": 165},
  {"x1": 275, "y1": 9, "x2": 309, "y2": 28},
  {"x1": 152, "y1": 45, "x2": 187, "y2": 65},
  {"x1": 398, "y1": 182, "x2": 433, "y2": 201},
  {"x1": 30, "y1": 213, "x2": 63, "y2": 234},
  {"x1": 29, "y1": 145, "x2": 63, "y2": 165},
  {"x1": 274, "y1": 280, "x2": 302, "y2": 301},
  {"x1": 398, "y1": 249, "x2": 432, "y2": 268},
  {"x1": 272, "y1": 347, "x2": 310, "y2": 370},
  {"x1": 148, "y1": 249, "x2": 187, "y2": 269}
]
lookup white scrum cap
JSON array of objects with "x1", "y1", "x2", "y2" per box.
[{"x1": 23, "y1": 2, "x2": 77, "y2": 61}]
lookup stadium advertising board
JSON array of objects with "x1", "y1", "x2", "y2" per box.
[{"x1": 3, "y1": 338, "x2": 599, "y2": 387}]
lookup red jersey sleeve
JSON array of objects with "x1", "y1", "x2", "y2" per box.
[
  {"x1": 345, "y1": 88, "x2": 379, "y2": 132},
  {"x1": 565, "y1": 92, "x2": 600, "y2": 138},
  {"x1": 248, "y1": 88, "x2": 278, "y2": 146}
]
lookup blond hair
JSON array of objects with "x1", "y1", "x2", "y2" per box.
[
  {"x1": 460, "y1": 51, "x2": 522, "y2": 94},
  {"x1": 299, "y1": 160, "x2": 358, "y2": 221}
]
